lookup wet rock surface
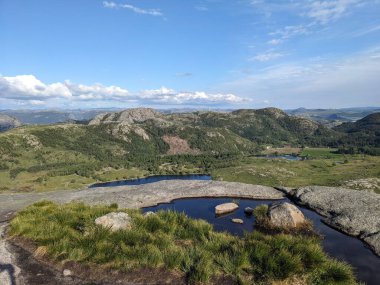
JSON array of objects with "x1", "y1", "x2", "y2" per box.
[{"x1": 291, "y1": 186, "x2": 380, "y2": 256}]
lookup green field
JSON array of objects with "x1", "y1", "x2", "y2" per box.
[{"x1": 212, "y1": 150, "x2": 380, "y2": 193}]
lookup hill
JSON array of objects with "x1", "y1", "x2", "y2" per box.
[
  {"x1": 0, "y1": 114, "x2": 22, "y2": 132},
  {"x1": 333, "y1": 113, "x2": 380, "y2": 150},
  {"x1": 89, "y1": 107, "x2": 338, "y2": 147},
  {"x1": 1, "y1": 107, "x2": 378, "y2": 192}
]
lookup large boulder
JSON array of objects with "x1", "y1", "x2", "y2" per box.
[
  {"x1": 215, "y1": 202, "x2": 239, "y2": 215},
  {"x1": 95, "y1": 212, "x2": 132, "y2": 232},
  {"x1": 268, "y1": 202, "x2": 306, "y2": 228}
]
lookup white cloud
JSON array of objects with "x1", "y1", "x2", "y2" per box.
[
  {"x1": 0, "y1": 75, "x2": 130, "y2": 102},
  {"x1": 140, "y1": 87, "x2": 245, "y2": 105},
  {"x1": 223, "y1": 47, "x2": 380, "y2": 108},
  {"x1": 0, "y1": 75, "x2": 72, "y2": 100},
  {"x1": 306, "y1": 0, "x2": 362, "y2": 24},
  {"x1": 0, "y1": 75, "x2": 246, "y2": 107},
  {"x1": 269, "y1": 24, "x2": 309, "y2": 40},
  {"x1": 250, "y1": 51, "x2": 284, "y2": 62},
  {"x1": 267, "y1": 39, "x2": 282, "y2": 45},
  {"x1": 353, "y1": 24, "x2": 380, "y2": 37},
  {"x1": 103, "y1": 1, "x2": 163, "y2": 17}
]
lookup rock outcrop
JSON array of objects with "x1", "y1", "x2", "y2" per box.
[
  {"x1": 268, "y1": 202, "x2": 306, "y2": 228},
  {"x1": 292, "y1": 186, "x2": 380, "y2": 256},
  {"x1": 215, "y1": 202, "x2": 239, "y2": 215},
  {"x1": 89, "y1": 108, "x2": 164, "y2": 125},
  {"x1": 0, "y1": 114, "x2": 22, "y2": 132},
  {"x1": 95, "y1": 212, "x2": 132, "y2": 232}
]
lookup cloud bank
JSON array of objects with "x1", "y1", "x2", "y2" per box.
[{"x1": 0, "y1": 75, "x2": 245, "y2": 108}]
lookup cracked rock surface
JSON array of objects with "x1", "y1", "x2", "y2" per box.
[{"x1": 291, "y1": 186, "x2": 380, "y2": 256}]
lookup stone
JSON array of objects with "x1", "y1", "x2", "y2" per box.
[
  {"x1": 215, "y1": 202, "x2": 239, "y2": 215},
  {"x1": 231, "y1": 218, "x2": 244, "y2": 224},
  {"x1": 63, "y1": 269, "x2": 72, "y2": 277},
  {"x1": 268, "y1": 202, "x2": 306, "y2": 228},
  {"x1": 95, "y1": 212, "x2": 132, "y2": 232},
  {"x1": 244, "y1": 207, "x2": 254, "y2": 215},
  {"x1": 143, "y1": 211, "x2": 156, "y2": 217},
  {"x1": 292, "y1": 186, "x2": 380, "y2": 256}
]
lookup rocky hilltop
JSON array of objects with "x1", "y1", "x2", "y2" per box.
[
  {"x1": 0, "y1": 114, "x2": 22, "y2": 132},
  {"x1": 89, "y1": 108, "x2": 165, "y2": 125}
]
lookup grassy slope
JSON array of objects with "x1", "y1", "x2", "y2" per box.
[
  {"x1": 212, "y1": 150, "x2": 380, "y2": 193},
  {"x1": 9, "y1": 201, "x2": 357, "y2": 285}
]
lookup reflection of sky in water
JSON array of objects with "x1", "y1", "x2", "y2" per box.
[
  {"x1": 90, "y1": 174, "x2": 211, "y2": 188},
  {"x1": 144, "y1": 198, "x2": 380, "y2": 285}
]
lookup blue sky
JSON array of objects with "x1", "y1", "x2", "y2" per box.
[{"x1": 1, "y1": 0, "x2": 380, "y2": 109}]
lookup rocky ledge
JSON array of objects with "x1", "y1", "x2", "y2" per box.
[
  {"x1": 0, "y1": 181, "x2": 284, "y2": 221},
  {"x1": 290, "y1": 186, "x2": 380, "y2": 256}
]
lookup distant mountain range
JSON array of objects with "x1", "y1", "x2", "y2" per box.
[
  {"x1": 285, "y1": 107, "x2": 380, "y2": 127},
  {"x1": 1, "y1": 107, "x2": 379, "y2": 130},
  {"x1": 0, "y1": 109, "x2": 123, "y2": 125}
]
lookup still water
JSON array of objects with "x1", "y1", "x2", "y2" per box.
[{"x1": 90, "y1": 174, "x2": 211, "y2": 188}]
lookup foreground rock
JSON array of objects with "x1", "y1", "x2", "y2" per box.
[
  {"x1": 231, "y1": 218, "x2": 244, "y2": 224},
  {"x1": 0, "y1": 224, "x2": 22, "y2": 285},
  {"x1": 215, "y1": 202, "x2": 239, "y2": 215},
  {"x1": 95, "y1": 212, "x2": 132, "y2": 232},
  {"x1": 268, "y1": 202, "x2": 306, "y2": 228},
  {"x1": 292, "y1": 186, "x2": 380, "y2": 256}
]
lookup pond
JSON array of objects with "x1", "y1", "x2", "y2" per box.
[
  {"x1": 143, "y1": 197, "x2": 380, "y2": 285},
  {"x1": 89, "y1": 174, "x2": 211, "y2": 188},
  {"x1": 256, "y1": 154, "x2": 303, "y2": 161}
]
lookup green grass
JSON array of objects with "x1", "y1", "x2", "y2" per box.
[
  {"x1": 212, "y1": 151, "x2": 380, "y2": 193},
  {"x1": 9, "y1": 201, "x2": 358, "y2": 284}
]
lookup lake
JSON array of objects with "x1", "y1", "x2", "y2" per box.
[{"x1": 89, "y1": 174, "x2": 211, "y2": 188}]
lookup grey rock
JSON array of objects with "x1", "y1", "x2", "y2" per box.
[
  {"x1": 89, "y1": 108, "x2": 164, "y2": 125},
  {"x1": 231, "y1": 218, "x2": 244, "y2": 224},
  {"x1": 95, "y1": 212, "x2": 132, "y2": 232},
  {"x1": 63, "y1": 269, "x2": 72, "y2": 277},
  {"x1": 292, "y1": 186, "x2": 380, "y2": 256},
  {"x1": 244, "y1": 207, "x2": 254, "y2": 214},
  {"x1": 143, "y1": 211, "x2": 156, "y2": 217},
  {"x1": 215, "y1": 203, "x2": 239, "y2": 215},
  {"x1": 268, "y1": 202, "x2": 306, "y2": 228},
  {"x1": 0, "y1": 114, "x2": 22, "y2": 132}
]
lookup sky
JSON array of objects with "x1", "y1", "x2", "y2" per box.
[{"x1": 1, "y1": 0, "x2": 380, "y2": 110}]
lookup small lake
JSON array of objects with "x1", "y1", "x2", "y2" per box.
[
  {"x1": 256, "y1": 154, "x2": 302, "y2": 161},
  {"x1": 90, "y1": 174, "x2": 211, "y2": 188},
  {"x1": 143, "y1": 197, "x2": 380, "y2": 285}
]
